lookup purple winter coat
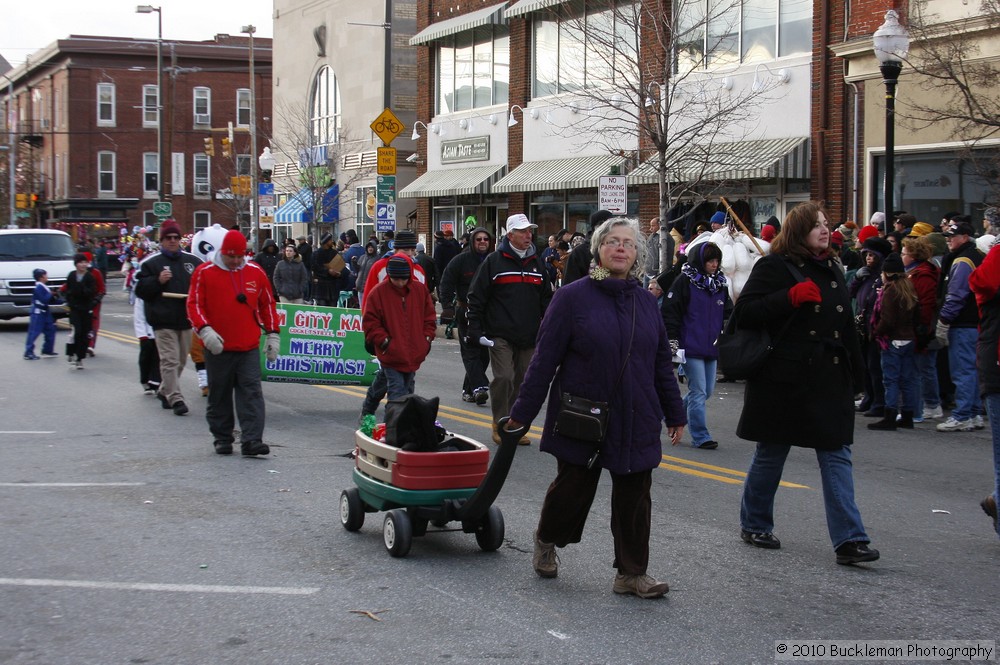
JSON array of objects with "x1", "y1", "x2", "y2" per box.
[{"x1": 510, "y1": 276, "x2": 686, "y2": 474}]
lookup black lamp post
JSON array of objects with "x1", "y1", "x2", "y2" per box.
[{"x1": 873, "y1": 10, "x2": 910, "y2": 219}]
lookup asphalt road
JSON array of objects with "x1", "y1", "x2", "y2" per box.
[{"x1": 0, "y1": 281, "x2": 997, "y2": 665}]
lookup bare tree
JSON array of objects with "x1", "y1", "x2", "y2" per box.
[
  {"x1": 269, "y1": 98, "x2": 374, "y2": 245},
  {"x1": 539, "y1": 0, "x2": 785, "y2": 230},
  {"x1": 899, "y1": 0, "x2": 1000, "y2": 203}
]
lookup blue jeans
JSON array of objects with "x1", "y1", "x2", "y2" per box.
[
  {"x1": 384, "y1": 366, "x2": 415, "y2": 400},
  {"x1": 948, "y1": 327, "x2": 982, "y2": 420},
  {"x1": 986, "y1": 395, "x2": 1000, "y2": 538},
  {"x1": 683, "y1": 357, "x2": 716, "y2": 446},
  {"x1": 912, "y1": 349, "x2": 940, "y2": 413},
  {"x1": 740, "y1": 443, "x2": 869, "y2": 549},
  {"x1": 881, "y1": 341, "x2": 917, "y2": 413}
]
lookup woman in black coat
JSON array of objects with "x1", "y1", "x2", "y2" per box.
[
  {"x1": 734, "y1": 202, "x2": 879, "y2": 566},
  {"x1": 62, "y1": 253, "x2": 98, "y2": 368}
]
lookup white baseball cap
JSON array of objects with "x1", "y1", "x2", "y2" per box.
[{"x1": 505, "y1": 213, "x2": 537, "y2": 232}]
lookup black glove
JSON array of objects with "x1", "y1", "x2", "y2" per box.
[
  {"x1": 465, "y1": 321, "x2": 484, "y2": 346},
  {"x1": 855, "y1": 266, "x2": 870, "y2": 280}
]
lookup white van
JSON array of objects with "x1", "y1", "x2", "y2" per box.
[{"x1": 0, "y1": 229, "x2": 77, "y2": 320}]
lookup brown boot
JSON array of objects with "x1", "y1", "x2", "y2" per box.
[
  {"x1": 613, "y1": 573, "x2": 669, "y2": 599},
  {"x1": 532, "y1": 530, "x2": 558, "y2": 578}
]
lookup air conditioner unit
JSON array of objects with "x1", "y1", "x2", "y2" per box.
[
  {"x1": 194, "y1": 113, "x2": 211, "y2": 125},
  {"x1": 194, "y1": 183, "x2": 210, "y2": 195}
]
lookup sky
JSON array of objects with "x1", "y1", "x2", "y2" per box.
[{"x1": 2, "y1": 0, "x2": 274, "y2": 69}]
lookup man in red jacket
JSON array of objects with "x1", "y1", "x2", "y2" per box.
[
  {"x1": 188, "y1": 230, "x2": 280, "y2": 456},
  {"x1": 362, "y1": 256, "x2": 436, "y2": 399}
]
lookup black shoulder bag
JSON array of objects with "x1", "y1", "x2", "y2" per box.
[
  {"x1": 716, "y1": 259, "x2": 806, "y2": 381},
  {"x1": 554, "y1": 296, "x2": 636, "y2": 467}
]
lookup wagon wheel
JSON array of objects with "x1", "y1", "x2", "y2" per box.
[
  {"x1": 340, "y1": 488, "x2": 365, "y2": 532},
  {"x1": 383, "y1": 509, "x2": 413, "y2": 557},
  {"x1": 474, "y1": 505, "x2": 504, "y2": 552}
]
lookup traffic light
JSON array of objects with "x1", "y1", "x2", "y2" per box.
[
  {"x1": 220, "y1": 137, "x2": 231, "y2": 158},
  {"x1": 238, "y1": 175, "x2": 251, "y2": 196},
  {"x1": 204, "y1": 137, "x2": 215, "y2": 157},
  {"x1": 30, "y1": 193, "x2": 38, "y2": 208},
  {"x1": 15, "y1": 193, "x2": 27, "y2": 209}
]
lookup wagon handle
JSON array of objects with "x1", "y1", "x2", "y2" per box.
[{"x1": 454, "y1": 416, "x2": 525, "y2": 521}]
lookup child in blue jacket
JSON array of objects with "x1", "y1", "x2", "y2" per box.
[{"x1": 24, "y1": 269, "x2": 61, "y2": 360}]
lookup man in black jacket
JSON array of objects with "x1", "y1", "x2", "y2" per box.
[
  {"x1": 562, "y1": 210, "x2": 614, "y2": 285},
  {"x1": 135, "y1": 219, "x2": 203, "y2": 415},
  {"x1": 440, "y1": 227, "x2": 493, "y2": 405},
  {"x1": 467, "y1": 214, "x2": 553, "y2": 444}
]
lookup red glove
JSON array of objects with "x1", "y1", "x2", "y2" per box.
[{"x1": 788, "y1": 280, "x2": 821, "y2": 308}]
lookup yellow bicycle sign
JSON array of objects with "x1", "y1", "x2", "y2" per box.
[{"x1": 370, "y1": 108, "x2": 404, "y2": 146}]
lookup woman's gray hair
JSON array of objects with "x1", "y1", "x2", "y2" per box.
[{"x1": 590, "y1": 216, "x2": 646, "y2": 280}]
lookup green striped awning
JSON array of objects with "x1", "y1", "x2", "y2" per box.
[
  {"x1": 410, "y1": 2, "x2": 508, "y2": 46},
  {"x1": 398, "y1": 164, "x2": 507, "y2": 199},
  {"x1": 505, "y1": 0, "x2": 563, "y2": 18},
  {"x1": 630, "y1": 137, "x2": 810, "y2": 184},
  {"x1": 491, "y1": 155, "x2": 625, "y2": 194}
]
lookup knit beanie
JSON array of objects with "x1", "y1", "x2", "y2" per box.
[
  {"x1": 394, "y1": 230, "x2": 418, "y2": 249},
  {"x1": 882, "y1": 252, "x2": 904, "y2": 274},
  {"x1": 984, "y1": 207, "x2": 1000, "y2": 235},
  {"x1": 220, "y1": 230, "x2": 247, "y2": 256},
  {"x1": 857, "y1": 225, "x2": 879, "y2": 244},
  {"x1": 907, "y1": 222, "x2": 934, "y2": 237},
  {"x1": 386, "y1": 256, "x2": 411, "y2": 279}
]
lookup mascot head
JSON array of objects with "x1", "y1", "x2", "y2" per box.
[{"x1": 190, "y1": 224, "x2": 230, "y2": 262}]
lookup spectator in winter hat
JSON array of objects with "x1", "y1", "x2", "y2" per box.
[
  {"x1": 907, "y1": 222, "x2": 934, "y2": 238},
  {"x1": 856, "y1": 224, "x2": 880, "y2": 247},
  {"x1": 710, "y1": 211, "x2": 727, "y2": 230},
  {"x1": 869, "y1": 212, "x2": 886, "y2": 235},
  {"x1": 761, "y1": 225, "x2": 777, "y2": 243}
]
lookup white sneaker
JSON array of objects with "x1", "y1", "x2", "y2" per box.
[
  {"x1": 937, "y1": 416, "x2": 974, "y2": 432},
  {"x1": 922, "y1": 405, "x2": 944, "y2": 419},
  {"x1": 973, "y1": 415, "x2": 986, "y2": 430}
]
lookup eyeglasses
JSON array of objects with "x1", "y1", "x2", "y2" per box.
[
  {"x1": 602, "y1": 238, "x2": 637, "y2": 250},
  {"x1": 474, "y1": 237, "x2": 490, "y2": 243},
  {"x1": 162, "y1": 235, "x2": 181, "y2": 240}
]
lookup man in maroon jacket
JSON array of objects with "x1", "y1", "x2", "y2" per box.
[{"x1": 362, "y1": 256, "x2": 436, "y2": 399}]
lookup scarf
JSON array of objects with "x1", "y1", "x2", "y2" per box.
[{"x1": 680, "y1": 261, "x2": 727, "y2": 294}]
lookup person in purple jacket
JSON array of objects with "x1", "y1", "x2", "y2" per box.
[
  {"x1": 662, "y1": 241, "x2": 732, "y2": 449},
  {"x1": 505, "y1": 217, "x2": 686, "y2": 599}
]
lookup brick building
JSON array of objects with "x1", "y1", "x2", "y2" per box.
[
  {"x1": 404, "y1": 0, "x2": 816, "y2": 243},
  {"x1": 0, "y1": 34, "x2": 272, "y2": 243}
]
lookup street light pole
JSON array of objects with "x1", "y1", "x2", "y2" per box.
[
  {"x1": 242, "y1": 24, "x2": 258, "y2": 253},
  {"x1": 873, "y1": 10, "x2": 910, "y2": 219},
  {"x1": 136, "y1": 5, "x2": 163, "y2": 201}
]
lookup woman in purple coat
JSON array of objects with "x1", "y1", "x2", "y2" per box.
[{"x1": 506, "y1": 217, "x2": 686, "y2": 599}]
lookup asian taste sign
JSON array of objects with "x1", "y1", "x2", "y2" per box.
[
  {"x1": 441, "y1": 136, "x2": 490, "y2": 164},
  {"x1": 598, "y1": 175, "x2": 628, "y2": 215}
]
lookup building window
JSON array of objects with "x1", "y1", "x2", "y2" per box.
[
  {"x1": 676, "y1": 0, "x2": 811, "y2": 70},
  {"x1": 436, "y1": 26, "x2": 509, "y2": 113},
  {"x1": 98, "y1": 151, "x2": 115, "y2": 193},
  {"x1": 531, "y1": 2, "x2": 636, "y2": 98},
  {"x1": 143, "y1": 84, "x2": 159, "y2": 127},
  {"x1": 356, "y1": 186, "x2": 375, "y2": 241},
  {"x1": 193, "y1": 87, "x2": 211, "y2": 125},
  {"x1": 310, "y1": 66, "x2": 342, "y2": 146},
  {"x1": 237, "y1": 88, "x2": 251, "y2": 127},
  {"x1": 194, "y1": 210, "x2": 211, "y2": 229},
  {"x1": 97, "y1": 83, "x2": 116, "y2": 127},
  {"x1": 236, "y1": 154, "x2": 251, "y2": 176},
  {"x1": 143, "y1": 152, "x2": 159, "y2": 194},
  {"x1": 193, "y1": 154, "x2": 210, "y2": 196}
]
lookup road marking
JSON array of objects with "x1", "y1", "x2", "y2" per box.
[
  {"x1": 0, "y1": 577, "x2": 319, "y2": 596},
  {"x1": 0, "y1": 431, "x2": 56, "y2": 434},
  {"x1": 313, "y1": 385, "x2": 544, "y2": 433},
  {"x1": 0, "y1": 482, "x2": 147, "y2": 487},
  {"x1": 661, "y1": 455, "x2": 810, "y2": 489}
]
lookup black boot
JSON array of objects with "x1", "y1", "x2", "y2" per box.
[
  {"x1": 868, "y1": 408, "x2": 898, "y2": 431},
  {"x1": 897, "y1": 410, "x2": 914, "y2": 429}
]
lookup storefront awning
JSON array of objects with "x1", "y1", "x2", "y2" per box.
[
  {"x1": 491, "y1": 154, "x2": 625, "y2": 194},
  {"x1": 505, "y1": 0, "x2": 562, "y2": 18},
  {"x1": 410, "y1": 2, "x2": 508, "y2": 46},
  {"x1": 630, "y1": 137, "x2": 810, "y2": 184},
  {"x1": 274, "y1": 187, "x2": 339, "y2": 224},
  {"x1": 398, "y1": 164, "x2": 507, "y2": 199}
]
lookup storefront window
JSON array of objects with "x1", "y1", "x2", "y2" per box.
[{"x1": 873, "y1": 148, "x2": 1000, "y2": 222}]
